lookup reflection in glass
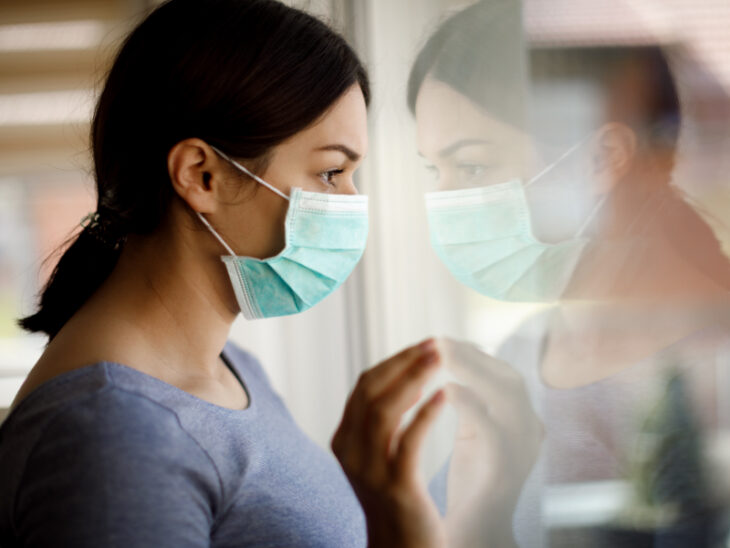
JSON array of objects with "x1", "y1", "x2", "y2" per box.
[{"x1": 410, "y1": 1, "x2": 730, "y2": 546}]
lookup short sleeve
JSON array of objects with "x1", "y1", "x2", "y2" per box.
[{"x1": 13, "y1": 387, "x2": 221, "y2": 548}]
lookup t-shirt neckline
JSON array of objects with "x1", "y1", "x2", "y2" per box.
[
  {"x1": 102, "y1": 345, "x2": 256, "y2": 415},
  {"x1": 4, "y1": 343, "x2": 256, "y2": 425}
]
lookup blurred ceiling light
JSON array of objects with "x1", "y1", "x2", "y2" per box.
[
  {"x1": 0, "y1": 90, "x2": 94, "y2": 126},
  {"x1": 0, "y1": 20, "x2": 106, "y2": 52}
]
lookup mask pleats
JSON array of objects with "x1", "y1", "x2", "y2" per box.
[
  {"x1": 236, "y1": 260, "x2": 305, "y2": 317},
  {"x1": 265, "y1": 256, "x2": 340, "y2": 308},
  {"x1": 425, "y1": 177, "x2": 589, "y2": 302}
]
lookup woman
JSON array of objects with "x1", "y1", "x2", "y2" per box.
[
  {"x1": 0, "y1": 1, "x2": 449, "y2": 546},
  {"x1": 410, "y1": 0, "x2": 730, "y2": 546}
]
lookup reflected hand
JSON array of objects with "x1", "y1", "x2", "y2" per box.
[
  {"x1": 440, "y1": 339, "x2": 544, "y2": 548},
  {"x1": 331, "y1": 338, "x2": 448, "y2": 548}
]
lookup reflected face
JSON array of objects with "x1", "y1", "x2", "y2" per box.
[
  {"x1": 415, "y1": 75, "x2": 598, "y2": 243},
  {"x1": 415, "y1": 76, "x2": 532, "y2": 191}
]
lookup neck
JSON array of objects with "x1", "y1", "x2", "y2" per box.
[
  {"x1": 540, "y1": 298, "x2": 730, "y2": 388},
  {"x1": 58, "y1": 212, "x2": 238, "y2": 380}
]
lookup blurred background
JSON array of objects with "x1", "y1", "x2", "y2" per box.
[
  {"x1": 0, "y1": 0, "x2": 140, "y2": 412},
  {"x1": 2, "y1": 0, "x2": 730, "y2": 545}
]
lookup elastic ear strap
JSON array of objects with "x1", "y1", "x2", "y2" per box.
[
  {"x1": 525, "y1": 135, "x2": 592, "y2": 188},
  {"x1": 209, "y1": 144, "x2": 290, "y2": 201},
  {"x1": 196, "y1": 211, "x2": 237, "y2": 256},
  {"x1": 576, "y1": 193, "x2": 609, "y2": 238}
]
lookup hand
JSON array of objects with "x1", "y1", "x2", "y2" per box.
[
  {"x1": 440, "y1": 339, "x2": 544, "y2": 548},
  {"x1": 331, "y1": 338, "x2": 448, "y2": 548}
]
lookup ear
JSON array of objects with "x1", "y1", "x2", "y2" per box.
[
  {"x1": 167, "y1": 138, "x2": 228, "y2": 214},
  {"x1": 590, "y1": 122, "x2": 637, "y2": 193}
]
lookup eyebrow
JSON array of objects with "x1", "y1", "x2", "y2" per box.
[
  {"x1": 315, "y1": 144, "x2": 362, "y2": 162},
  {"x1": 436, "y1": 138, "x2": 492, "y2": 158}
]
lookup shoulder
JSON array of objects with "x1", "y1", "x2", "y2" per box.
[
  {"x1": 43, "y1": 383, "x2": 195, "y2": 438},
  {"x1": 24, "y1": 384, "x2": 221, "y2": 479},
  {"x1": 10, "y1": 385, "x2": 222, "y2": 546}
]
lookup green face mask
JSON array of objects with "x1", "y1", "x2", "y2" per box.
[
  {"x1": 425, "y1": 141, "x2": 606, "y2": 302},
  {"x1": 197, "y1": 146, "x2": 368, "y2": 320}
]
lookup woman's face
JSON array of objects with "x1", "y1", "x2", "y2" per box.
[
  {"x1": 415, "y1": 76, "x2": 532, "y2": 192},
  {"x1": 216, "y1": 83, "x2": 368, "y2": 259},
  {"x1": 414, "y1": 75, "x2": 603, "y2": 244}
]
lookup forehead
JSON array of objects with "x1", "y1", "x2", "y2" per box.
[
  {"x1": 414, "y1": 77, "x2": 523, "y2": 157},
  {"x1": 296, "y1": 84, "x2": 369, "y2": 155}
]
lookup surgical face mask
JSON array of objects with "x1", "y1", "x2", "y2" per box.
[
  {"x1": 197, "y1": 145, "x2": 368, "y2": 320},
  {"x1": 425, "y1": 141, "x2": 606, "y2": 302}
]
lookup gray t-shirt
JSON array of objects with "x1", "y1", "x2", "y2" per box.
[{"x1": 0, "y1": 340, "x2": 368, "y2": 547}]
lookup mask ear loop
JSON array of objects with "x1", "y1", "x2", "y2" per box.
[
  {"x1": 522, "y1": 134, "x2": 605, "y2": 238},
  {"x1": 209, "y1": 144, "x2": 290, "y2": 201},
  {"x1": 196, "y1": 211, "x2": 237, "y2": 257},
  {"x1": 524, "y1": 136, "x2": 590, "y2": 189},
  {"x1": 575, "y1": 193, "x2": 609, "y2": 238}
]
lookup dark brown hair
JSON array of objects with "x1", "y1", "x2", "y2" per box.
[{"x1": 19, "y1": 0, "x2": 370, "y2": 339}]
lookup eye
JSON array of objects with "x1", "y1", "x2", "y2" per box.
[
  {"x1": 457, "y1": 163, "x2": 491, "y2": 186},
  {"x1": 457, "y1": 163, "x2": 488, "y2": 177},
  {"x1": 318, "y1": 168, "x2": 344, "y2": 187}
]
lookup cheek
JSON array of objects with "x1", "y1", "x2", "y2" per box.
[
  {"x1": 268, "y1": 165, "x2": 326, "y2": 194},
  {"x1": 224, "y1": 190, "x2": 289, "y2": 258},
  {"x1": 493, "y1": 140, "x2": 531, "y2": 180},
  {"x1": 484, "y1": 166, "x2": 519, "y2": 187},
  {"x1": 525, "y1": 180, "x2": 598, "y2": 243},
  {"x1": 297, "y1": 178, "x2": 329, "y2": 193},
  {"x1": 255, "y1": 192, "x2": 289, "y2": 257}
]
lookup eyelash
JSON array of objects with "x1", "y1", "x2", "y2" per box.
[
  {"x1": 318, "y1": 168, "x2": 345, "y2": 186},
  {"x1": 458, "y1": 163, "x2": 489, "y2": 178}
]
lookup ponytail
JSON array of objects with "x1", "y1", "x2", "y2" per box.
[{"x1": 18, "y1": 214, "x2": 126, "y2": 340}]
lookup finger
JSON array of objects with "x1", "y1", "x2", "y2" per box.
[
  {"x1": 444, "y1": 382, "x2": 497, "y2": 439},
  {"x1": 332, "y1": 386, "x2": 369, "y2": 464},
  {"x1": 441, "y1": 338, "x2": 527, "y2": 408},
  {"x1": 342, "y1": 339, "x2": 438, "y2": 436},
  {"x1": 332, "y1": 385, "x2": 361, "y2": 450},
  {"x1": 392, "y1": 388, "x2": 447, "y2": 483},
  {"x1": 363, "y1": 352, "x2": 443, "y2": 460},
  {"x1": 359, "y1": 338, "x2": 438, "y2": 400},
  {"x1": 444, "y1": 382, "x2": 490, "y2": 418},
  {"x1": 442, "y1": 338, "x2": 514, "y2": 387},
  {"x1": 332, "y1": 339, "x2": 438, "y2": 470}
]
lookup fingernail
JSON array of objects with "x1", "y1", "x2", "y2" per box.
[
  {"x1": 419, "y1": 338, "x2": 436, "y2": 352},
  {"x1": 424, "y1": 349, "x2": 440, "y2": 364}
]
